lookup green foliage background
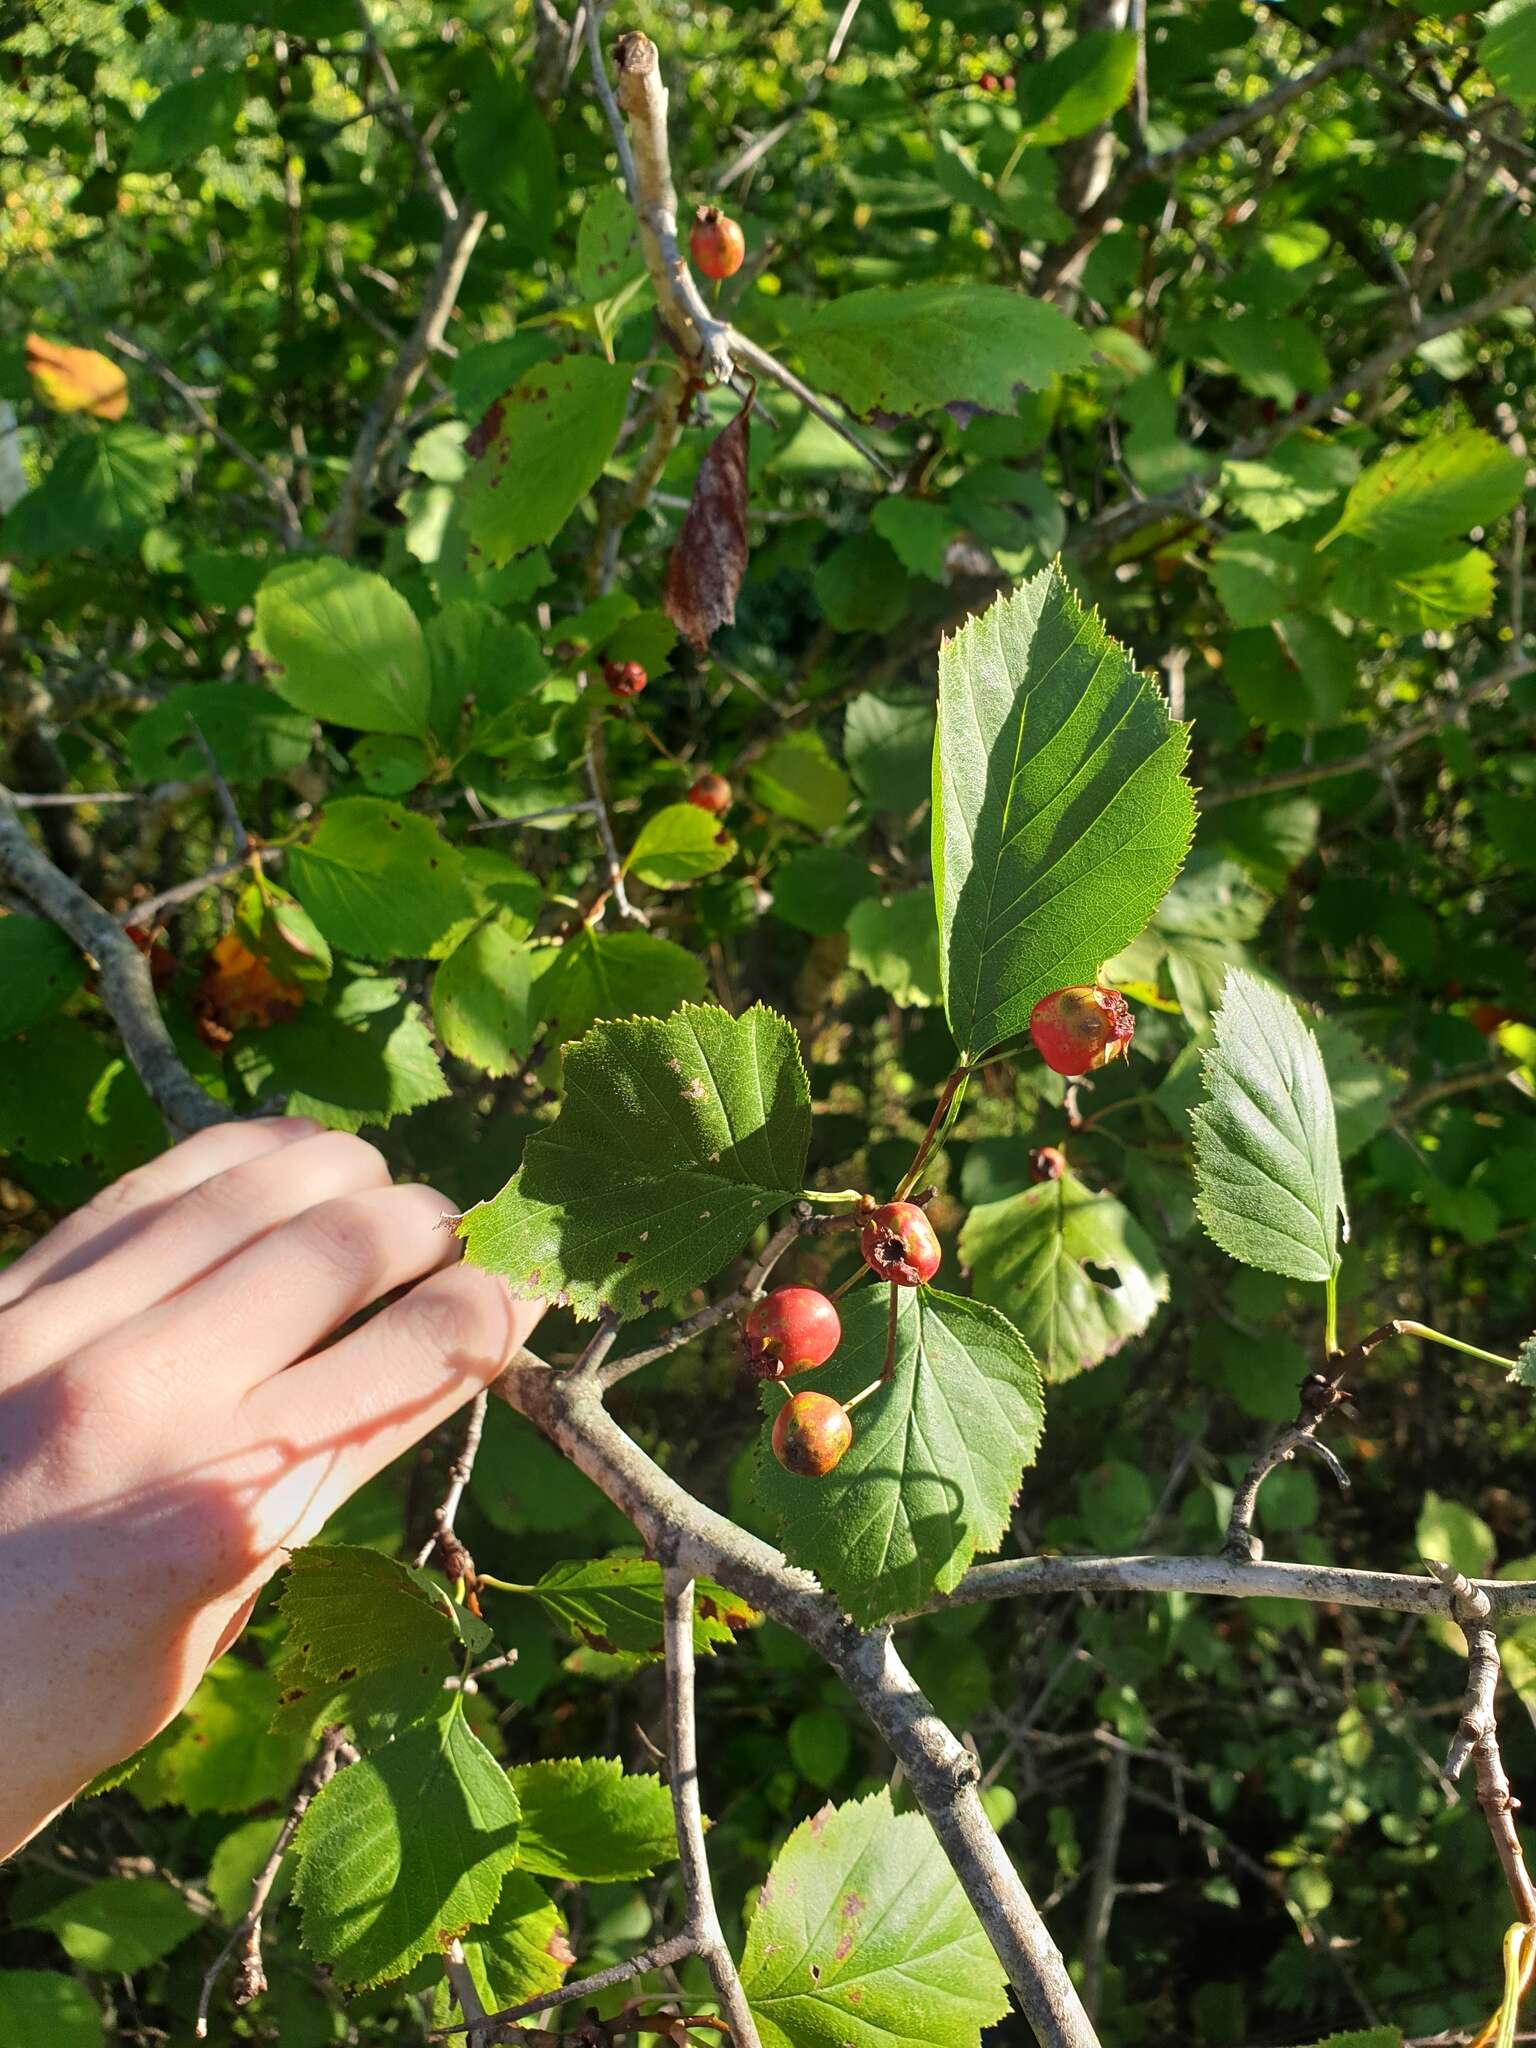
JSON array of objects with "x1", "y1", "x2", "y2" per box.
[{"x1": 3, "y1": 0, "x2": 1536, "y2": 2043}]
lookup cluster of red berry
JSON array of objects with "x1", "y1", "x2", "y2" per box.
[{"x1": 746, "y1": 1203, "x2": 941, "y2": 1481}]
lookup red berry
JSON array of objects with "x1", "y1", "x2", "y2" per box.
[
  {"x1": 687, "y1": 772, "x2": 732, "y2": 815},
  {"x1": 979, "y1": 70, "x2": 1000, "y2": 90},
  {"x1": 690, "y1": 205, "x2": 745, "y2": 280},
  {"x1": 1029, "y1": 1145, "x2": 1066, "y2": 1183},
  {"x1": 1028, "y1": 986, "x2": 1134, "y2": 1077},
  {"x1": 860, "y1": 1201, "x2": 941, "y2": 1287},
  {"x1": 771, "y1": 1391, "x2": 853, "y2": 1477},
  {"x1": 603, "y1": 659, "x2": 647, "y2": 698},
  {"x1": 1471, "y1": 1003, "x2": 1514, "y2": 1036},
  {"x1": 742, "y1": 1286, "x2": 841, "y2": 1381}
]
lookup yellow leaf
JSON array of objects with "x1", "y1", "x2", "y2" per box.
[{"x1": 25, "y1": 334, "x2": 129, "y2": 421}]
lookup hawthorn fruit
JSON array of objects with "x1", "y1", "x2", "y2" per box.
[
  {"x1": 690, "y1": 205, "x2": 745, "y2": 280},
  {"x1": 860, "y1": 1201, "x2": 941, "y2": 1287},
  {"x1": 771, "y1": 1390, "x2": 853, "y2": 1476},
  {"x1": 687, "y1": 772, "x2": 732, "y2": 815},
  {"x1": 742, "y1": 1286, "x2": 841, "y2": 1380},
  {"x1": 603, "y1": 659, "x2": 647, "y2": 698},
  {"x1": 1029, "y1": 985, "x2": 1134, "y2": 1077}
]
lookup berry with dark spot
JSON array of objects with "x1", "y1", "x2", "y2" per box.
[
  {"x1": 742, "y1": 1286, "x2": 841, "y2": 1380},
  {"x1": 603, "y1": 659, "x2": 647, "y2": 698},
  {"x1": 687, "y1": 772, "x2": 732, "y2": 815},
  {"x1": 1028, "y1": 985, "x2": 1134, "y2": 1077},
  {"x1": 860, "y1": 1201, "x2": 941, "y2": 1287},
  {"x1": 1029, "y1": 1145, "x2": 1066, "y2": 1183},
  {"x1": 690, "y1": 205, "x2": 746, "y2": 280},
  {"x1": 771, "y1": 1391, "x2": 853, "y2": 1476}
]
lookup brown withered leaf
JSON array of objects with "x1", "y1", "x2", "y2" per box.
[
  {"x1": 192, "y1": 932, "x2": 302, "y2": 1050},
  {"x1": 25, "y1": 334, "x2": 129, "y2": 421},
  {"x1": 663, "y1": 395, "x2": 752, "y2": 650}
]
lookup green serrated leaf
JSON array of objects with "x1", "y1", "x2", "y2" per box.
[
  {"x1": 526, "y1": 1556, "x2": 755, "y2": 1659},
  {"x1": 292, "y1": 1701, "x2": 520, "y2": 1988},
  {"x1": 28, "y1": 1878, "x2": 200, "y2": 1974},
  {"x1": 510, "y1": 1757, "x2": 677, "y2": 1881},
  {"x1": 1220, "y1": 435, "x2": 1359, "y2": 532},
  {"x1": 130, "y1": 1657, "x2": 308, "y2": 1814},
  {"x1": 935, "y1": 564, "x2": 1195, "y2": 1060},
  {"x1": 625, "y1": 802, "x2": 737, "y2": 888},
  {"x1": 741, "y1": 1789, "x2": 1010, "y2": 2048},
  {"x1": 795, "y1": 285, "x2": 1090, "y2": 419},
  {"x1": 288, "y1": 798, "x2": 473, "y2": 961},
  {"x1": 757, "y1": 1286, "x2": 1043, "y2": 1624},
  {"x1": 231, "y1": 972, "x2": 449, "y2": 1133},
  {"x1": 1514, "y1": 1334, "x2": 1536, "y2": 1388},
  {"x1": 5, "y1": 424, "x2": 180, "y2": 557},
  {"x1": 0, "y1": 915, "x2": 84, "y2": 1036},
  {"x1": 529, "y1": 928, "x2": 708, "y2": 1045},
  {"x1": 459, "y1": 355, "x2": 632, "y2": 566},
  {"x1": 1190, "y1": 970, "x2": 1346, "y2": 1283},
  {"x1": 461, "y1": 1003, "x2": 811, "y2": 1320},
  {"x1": 1320, "y1": 427, "x2": 1526, "y2": 555},
  {"x1": 749, "y1": 731, "x2": 853, "y2": 834},
  {"x1": 846, "y1": 891, "x2": 942, "y2": 1008},
  {"x1": 254, "y1": 559, "x2": 432, "y2": 738},
  {"x1": 962, "y1": 1169, "x2": 1168, "y2": 1382},
  {"x1": 428, "y1": 1873, "x2": 571, "y2": 2026},
  {"x1": 432, "y1": 918, "x2": 539, "y2": 1076}
]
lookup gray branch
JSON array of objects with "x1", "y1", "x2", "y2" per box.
[{"x1": 1431, "y1": 1562, "x2": 1536, "y2": 1925}]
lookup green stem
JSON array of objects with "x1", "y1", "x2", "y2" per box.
[
  {"x1": 1324, "y1": 1269, "x2": 1339, "y2": 1358},
  {"x1": 895, "y1": 1065, "x2": 971, "y2": 1200},
  {"x1": 1396, "y1": 1321, "x2": 1520, "y2": 1372},
  {"x1": 476, "y1": 1575, "x2": 535, "y2": 1595}
]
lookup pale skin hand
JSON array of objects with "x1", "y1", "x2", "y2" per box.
[{"x1": 0, "y1": 1118, "x2": 543, "y2": 1858}]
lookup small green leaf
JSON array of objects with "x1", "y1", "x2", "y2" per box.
[
  {"x1": 510, "y1": 1757, "x2": 678, "y2": 1881},
  {"x1": 428, "y1": 1874, "x2": 571, "y2": 2025},
  {"x1": 0, "y1": 915, "x2": 84, "y2": 1036},
  {"x1": 770, "y1": 847, "x2": 878, "y2": 934},
  {"x1": 30, "y1": 1878, "x2": 200, "y2": 1974},
  {"x1": 1016, "y1": 29, "x2": 1138, "y2": 143},
  {"x1": 935, "y1": 564, "x2": 1194, "y2": 1060},
  {"x1": 292, "y1": 1702, "x2": 521, "y2": 1988},
  {"x1": 1416, "y1": 1491, "x2": 1495, "y2": 1579},
  {"x1": 1514, "y1": 1334, "x2": 1536, "y2": 1388},
  {"x1": 1320, "y1": 427, "x2": 1526, "y2": 555},
  {"x1": 741, "y1": 1789, "x2": 1010, "y2": 2048},
  {"x1": 0, "y1": 1971, "x2": 102, "y2": 2048},
  {"x1": 454, "y1": 63, "x2": 556, "y2": 253},
  {"x1": 1314, "y1": 1015, "x2": 1397, "y2": 1160},
  {"x1": 461, "y1": 1003, "x2": 811, "y2": 1320},
  {"x1": 529, "y1": 928, "x2": 708, "y2": 1045},
  {"x1": 425, "y1": 603, "x2": 547, "y2": 755},
  {"x1": 1191, "y1": 970, "x2": 1347, "y2": 1284},
  {"x1": 5, "y1": 425, "x2": 179, "y2": 557},
  {"x1": 288, "y1": 798, "x2": 473, "y2": 961},
  {"x1": 128, "y1": 67, "x2": 245, "y2": 170},
  {"x1": 127, "y1": 680, "x2": 313, "y2": 784},
  {"x1": 871, "y1": 498, "x2": 953, "y2": 581},
  {"x1": 576, "y1": 184, "x2": 645, "y2": 302},
  {"x1": 230, "y1": 972, "x2": 449, "y2": 1133},
  {"x1": 1208, "y1": 533, "x2": 1324, "y2": 627},
  {"x1": 962, "y1": 1169, "x2": 1168, "y2": 1381},
  {"x1": 846, "y1": 891, "x2": 942, "y2": 1008},
  {"x1": 254, "y1": 558, "x2": 432, "y2": 738},
  {"x1": 130, "y1": 1658, "x2": 308, "y2": 1814},
  {"x1": 749, "y1": 731, "x2": 853, "y2": 834},
  {"x1": 526, "y1": 1556, "x2": 754, "y2": 1659},
  {"x1": 1220, "y1": 436, "x2": 1359, "y2": 532},
  {"x1": 757, "y1": 1286, "x2": 1043, "y2": 1624},
  {"x1": 788, "y1": 1707, "x2": 852, "y2": 1789},
  {"x1": 1482, "y1": 0, "x2": 1536, "y2": 101},
  {"x1": 432, "y1": 919, "x2": 539, "y2": 1077},
  {"x1": 844, "y1": 688, "x2": 937, "y2": 814},
  {"x1": 459, "y1": 355, "x2": 632, "y2": 566},
  {"x1": 795, "y1": 284, "x2": 1090, "y2": 420},
  {"x1": 625, "y1": 802, "x2": 737, "y2": 888},
  {"x1": 1330, "y1": 543, "x2": 1495, "y2": 633}
]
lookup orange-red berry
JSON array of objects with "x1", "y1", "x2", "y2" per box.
[
  {"x1": 690, "y1": 205, "x2": 745, "y2": 280},
  {"x1": 771, "y1": 1390, "x2": 853, "y2": 1477},
  {"x1": 687, "y1": 772, "x2": 732, "y2": 815},
  {"x1": 860, "y1": 1201, "x2": 941, "y2": 1287},
  {"x1": 1028, "y1": 986, "x2": 1134, "y2": 1077},
  {"x1": 603, "y1": 659, "x2": 647, "y2": 698},
  {"x1": 742, "y1": 1286, "x2": 841, "y2": 1381}
]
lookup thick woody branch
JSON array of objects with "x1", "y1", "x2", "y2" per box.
[
  {"x1": 329, "y1": 202, "x2": 488, "y2": 556},
  {"x1": 494, "y1": 1355, "x2": 1100, "y2": 2048},
  {"x1": 195, "y1": 1726, "x2": 357, "y2": 2037},
  {"x1": 0, "y1": 789, "x2": 226, "y2": 1138},
  {"x1": 663, "y1": 1569, "x2": 763, "y2": 2047},
  {"x1": 1431, "y1": 1563, "x2": 1536, "y2": 1926},
  {"x1": 104, "y1": 329, "x2": 304, "y2": 549}
]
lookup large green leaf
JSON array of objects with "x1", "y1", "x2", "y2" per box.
[
  {"x1": 4, "y1": 425, "x2": 179, "y2": 556},
  {"x1": 126, "y1": 679, "x2": 313, "y2": 784},
  {"x1": 756, "y1": 1286, "x2": 1043, "y2": 1624},
  {"x1": 288, "y1": 798, "x2": 473, "y2": 961},
  {"x1": 292, "y1": 1701, "x2": 521, "y2": 1988},
  {"x1": 0, "y1": 915, "x2": 84, "y2": 1036},
  {"x1": 741, "y1": 1790, "x2": 1010, "y2": 2048},
  {"x1": 461, "y1": 1003, "x2": 811, "y2": 1320},
  {"x1": 962, "y1": 1169, "x2": 1168, "y2": 1381},
  {"x1": 29, "y1": 1878, "x2": 200, "y2": 1973},
  {"x1": 509, "y1": 1758, "x2": 677, "y2": 1881},
  {"x1": 459, "y1": 355, "x2": 632, "y2": 566},
  {"x1": 934, "y1": 565, "x2": 1195, "y2": 1059},
  {"x1": 794, "y1": 284, "x2": 1090, "y2": 420},
  {"x1": 1320, "y1": 428, "x2": 1526, "y2": 555},
  {"x1": 230, "y1": 971, "x2": 449, "y2": 1133},
  {"x1": 1481, "y1": 0, "x2": 1536, "y2": 102},
  {"x1": 254, "y1": 559, "x2": 432, "y2": 738},
  {"x1": 1190, "y1": 970, "x2": 1347, "y2": 1283}
]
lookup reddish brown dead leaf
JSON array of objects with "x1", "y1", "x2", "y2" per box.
[
  {"x1": 663, "y1": 396, "x2": 752, "y2": 650},
  {"x1": 192, "y1": 932, "x2": 302, "y2": 1050},
  {"x1": 26, "y1": 334, "x2": 128, "y2": 421}
]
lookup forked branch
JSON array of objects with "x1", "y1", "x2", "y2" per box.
[{"x1": 1432, "y1": 1562, "x2": 1536, "y2": 1927}]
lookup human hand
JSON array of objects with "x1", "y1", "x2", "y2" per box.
[{"x1": 0, "y1": 1118, "x2": 542, "y2": 1857}]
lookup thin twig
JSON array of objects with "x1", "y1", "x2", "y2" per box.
[
  {"x1": 726, "y1": 329, "x2": 894, "y2": 481},
  {"x1": 117, "y1": 847, "x2": 282, "y2": 927},
  {"x1": 442, "y1": 1938, "x2": 491, "y2": 2047},
  {"x1": 435, "y1": 1931, "x2": 695, "y2": 2037},
  {"x1": 354, "y1": 0, "x2": 459, "y2": 220},
  {"x1": 414, "y1": 1389, "x2": 490, "y2": 1578},
  {"x1": 713, "y1": 0, "x2": 865, "y2": 189},
  {"x1": 187, "y1": 719, "x2": 248, "y2": 859},
  {"x1": 583, "y1": 0, "x2": 638, "y2": 199},
  {"x1": 195, "y1": 1727, "x2": 357, "y2": 2036},
  {"x1": 597, "y1": 1202, "x2": 812, "y2": 1390},
  {"x1": 1080, "y1": 1743, "x2": 1130, "y2": 2023},
  {"x1": 1430, "y1": 1562, "x2": 1536, "y2": 1925},
  {"x1": 465, "y1": 798, "x2": 602, "y2": 834},
  {"x1": 663, "y1": 1569, "x2": 763, "y2": 2047},
  {"x1": 104, "y1": 329, "x2": 304, "y2": 548},
  {"x1": 0, "y1": 788, "x2": 226, "y2": 1137},
  {"x1": 583, "y1": 725, "x2": 648, "y2": 926}
]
